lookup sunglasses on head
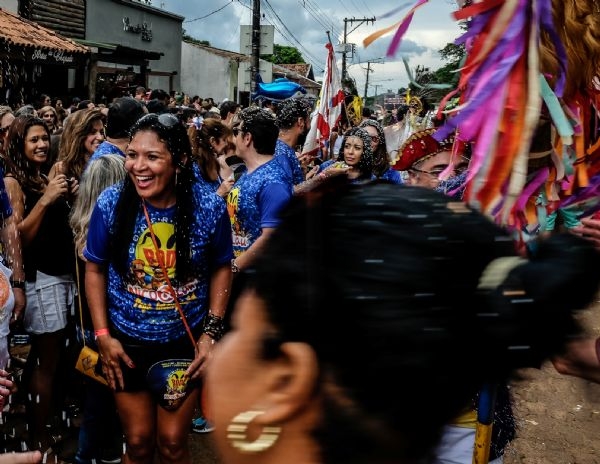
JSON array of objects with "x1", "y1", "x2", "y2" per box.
[{"x1": 138, "y1": 112, "x2": 181, "y2": 128}]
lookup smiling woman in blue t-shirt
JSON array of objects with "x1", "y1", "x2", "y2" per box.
[{"x1": 84, "y1": 112, "x2": 232, "y2": 464}]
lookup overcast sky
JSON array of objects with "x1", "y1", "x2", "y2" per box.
[{"x1": 158, "y1": 0, "x2": 462, "y2": 98}]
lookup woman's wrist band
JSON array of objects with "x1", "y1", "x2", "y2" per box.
[
  {"x1": 203, "y1": 313, "x2": 225, "y2": 340},
  {"x1": 94, "y1": 328, "x2": 110, "y2": 339},
  {"x1": 9, "y1": 279, "x2": 25, "y2": 290}
]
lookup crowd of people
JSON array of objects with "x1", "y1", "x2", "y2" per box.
[{"x1": 0, "y1": 79, "x2": 595, "y2": 464}]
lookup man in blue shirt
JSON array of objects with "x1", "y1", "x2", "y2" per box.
[
  {"x1": 227, "y1": 107, "x2": 292, "y2": 273},
  {"x1": 274, "y1": 98, "x2": 312, "y2": 186}
]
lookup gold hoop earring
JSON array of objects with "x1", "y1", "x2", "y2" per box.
[{"x1": 227, "y1": 410, "x2": 281, "y2": 454}]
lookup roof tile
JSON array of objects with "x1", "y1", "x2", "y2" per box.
[{"x1": 0, "y1": 8, "x2": 89, "y2": 54}]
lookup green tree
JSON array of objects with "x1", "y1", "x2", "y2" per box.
[
  {"x1": 182, "y1": 29, "x2": 210, "y2": 46},
  {"x1": 433, "y1": 42, "x2": 465, "y2": 86},
  {"x1": 262, "y1": 45, "x2": 306, "y2": 64}
]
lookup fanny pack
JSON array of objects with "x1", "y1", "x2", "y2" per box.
[{"x1": 146, "y1": 358, "x2": 193, "y2": 410}]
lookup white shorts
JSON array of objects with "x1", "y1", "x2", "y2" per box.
[
  {"x1": 23, "y1": 271, "x2": 75, "y2": 335},
  {"x1": 433, "y1": 425, "x2": 503, "y2": 464}
]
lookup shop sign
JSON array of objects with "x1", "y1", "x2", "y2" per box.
[
  {"x1": 30, "y1": 48, "x2": 76, "y2": 64},
  {"x1": 123, "y1": 17, "x2": 153, "y2": 42}
]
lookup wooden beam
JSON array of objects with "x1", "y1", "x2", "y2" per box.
[
  {"x1": 32, "y1": 3, "x2": 85, "y2": 21},
  {"x1": 30, "y1": 13, "x2": 85, "y2": 30}
]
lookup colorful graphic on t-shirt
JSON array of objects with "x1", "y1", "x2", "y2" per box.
[
  {"x1": 227, "y1": 186, "x2": 251, "y2": 255},
  {"x1": 132, "y1": 221, "x2": 176, "y2": 287},
  {"x1": 226, "y1": 160, "x2": 293, "y2": 258},
  {"x1": 126, "y1": 221, "x2": 198, "y2": 310},
  {"x1": 84, "y1": 182, "x2": 233, "y2": 343}
]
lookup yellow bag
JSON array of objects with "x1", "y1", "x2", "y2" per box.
[
  {"x1": 73, "y1": 257, "x2": 108, "y2": 386},
  {"x1": 75, "y1": 345, "x2": 108, "y2": 386}
]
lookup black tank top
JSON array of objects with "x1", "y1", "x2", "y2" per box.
[{"x1": 23, "y1": 186, "x2": 75, "y2": 281}]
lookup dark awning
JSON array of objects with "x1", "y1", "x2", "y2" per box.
[
  {"x1": 0, "y1": 8, "x2": 89, "y2": 65},
  {"x1": 75, "y1": 39, "x2": 163, "y2": 61}
]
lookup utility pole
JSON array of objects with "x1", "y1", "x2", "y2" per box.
[
  {"x1": 373, "y1": 84, "x2": 382, "y2": 97},
  {"x1": 251, "y1": 0, "x2": 261, "y2": 95},
  {"x1": 341, "y1": 19, "x2": 348, "y2": 82},
  {"x1": 363, "y1": 61, "x2": 374, "y2": 101},
  {"x1": 341, "y1": 17, "x2": 376, "y2": 82},
  {"x1": 363, "y1": 58, "x2": 384, "y2": 101}
]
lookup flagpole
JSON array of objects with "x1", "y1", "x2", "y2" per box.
[{"x1": 301, "y1": 40, "x2": 345, "y2": 161}]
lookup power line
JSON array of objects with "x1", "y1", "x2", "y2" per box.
[
  {"x1": 235, "y1": 0, "x2": 325, "y2": 70},
  {"x1": 301, "y1": 0, "x2": 341, "y2": 39},
  {"x1": 262, "y1": 0, "x2": 326, "y2": 69},
  {"x1": 261, "y1": 13, "x2": 325, "y2": 70},
  {"x1": 336, "y1": 0, "x2": 353, "y2": 16},
  {"x1": 183, "y1": 0, "x2": 234, "y2": 23}
]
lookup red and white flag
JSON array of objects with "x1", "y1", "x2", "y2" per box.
[{"x1": 301, "y1": 42, "x2": 345, "y2": 158}]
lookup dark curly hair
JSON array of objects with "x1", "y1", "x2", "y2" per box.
[
  {"x1": 336, "y1": 126, "x2": 374, "y2": 179},
  {"x1": 241, "y1": 180, "x2": 600, "y2": 463}
]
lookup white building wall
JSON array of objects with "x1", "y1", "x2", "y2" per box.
[
  {"x1": 181, "y1": 42, "x2": 237, "y2": 103},
  {"x1": 0, "y1": 0, "x2": 17, "y2": 13}
]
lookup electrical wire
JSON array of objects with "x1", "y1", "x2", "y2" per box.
[
  {"x1": 183, "y1": 0, "x2": 234, "y2": 23},
  {"x1": 262, "y1": 0, "x2": 326, "y2": 69}
]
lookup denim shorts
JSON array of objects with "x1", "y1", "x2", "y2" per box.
[{"x1": 23, "y1": 271, "x2": 75, "y2": 335}]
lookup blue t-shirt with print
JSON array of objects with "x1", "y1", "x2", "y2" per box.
[
  {"x1": 227, "y1": 159, "x2": 292, "y2": 257},
  {"x1": 274, "y1": 139, "x2": 304, "y2": 185},
  {"x1": 380, "y1": 167, "x2": 403, "y2": 184},
  {"x1": 0, "y1": 171, "x2": 12, "y2": 221},
  {"x1": 84, "y1": 182, "x2": 232, "y2": 344},
  {"x1": 87, "y1": 141, "x2": 125, "y2": 164}
]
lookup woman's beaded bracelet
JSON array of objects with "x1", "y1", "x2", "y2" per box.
[{"x1": 203, "y1": 313, "x2": 225, "y2": 340}]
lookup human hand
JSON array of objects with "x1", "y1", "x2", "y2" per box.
[
  {"x1": 320, "y1": 166, "x2": 350, "y2": 180},
  {"x1": 296, "y1": 152, "x2": 313, "y2": 170},
  {"x1": 571, "y1": 217, "x2": 600, "y2": 251},
  {"x1": 0, "y1": 451, "x2": 42, "y2": 464},
  {"x1": 10, "y1": 288, "x2": 25, "y2": 327},
  {"x1": 41, "y1": 174, "x2": 69, "y2": 206},
  {"x1": 0, "y1": 369, "x2": 13, "y2": 410},
  {"x1": 305, "y1": 165, "x2": 319, "y2": 180},
  {"x1": 98, "y1": 336, "x2": 134, "y2": 391},
  {"x1": 186, "y1": 335, "x2": 215, "y2": 380},
  {"x1": 68, "y1": 177, "x2": 79, "y2": 196},
  {"x1": 217, "y1": 177, "x2": 234, "y2": 198}
]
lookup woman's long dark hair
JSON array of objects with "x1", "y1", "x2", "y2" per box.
[
  {"x1": 359, "y1": 119, "x2": 389, "y2": 177},
  {"x1": 110, "y1": 113, "x2": 196, "y2": 282},
  {"x1": 336, "y1": 126, "x2": 374, "y2": 179},
  {"x1": 4, "y1": 115, "x2": 50, "y2": 193},
  {"x1": 187, "y1": 118, "x2": 232, "y2": 183}
]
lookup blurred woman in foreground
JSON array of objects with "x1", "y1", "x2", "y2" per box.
[{"x1": 206, "y1": 180, "x2": 600, "y2": 464}]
